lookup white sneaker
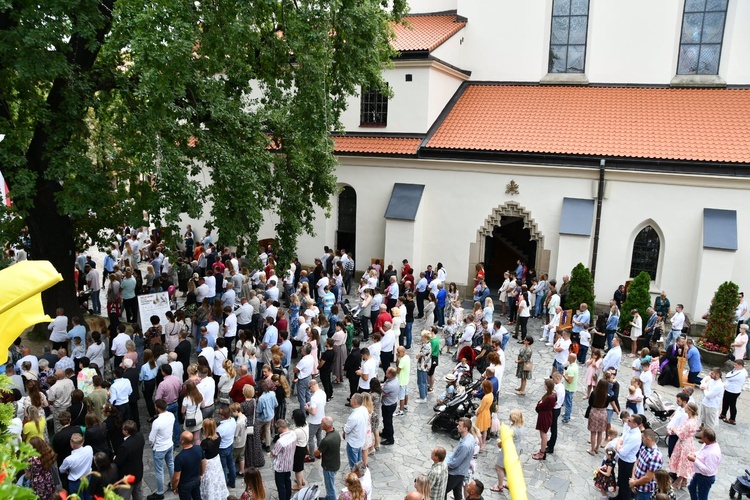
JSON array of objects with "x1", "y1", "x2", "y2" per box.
[
  {"x1": 545, "y1": 342, "x2": 553, "y2": 346},
  {"x1": 394, "y1": 410, "x2": 404, "y2": 416}
]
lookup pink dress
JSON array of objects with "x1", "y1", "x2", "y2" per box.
[
  {"x1": 310, "y1": 339, "x2": 319, "y2": 375},
  {"x1": 670, "y1": 417, "x2": 699, "y2": 479},
  {"x1": 585, "y1": 358, "x2": 601, "y2": 387}
]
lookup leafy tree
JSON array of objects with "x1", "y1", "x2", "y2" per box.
[
  {"x1": 703, "y1": 281, "x2": 740, "y2": 350},
  {"x1": 0, "y1": 0, "x2": 407, "y2": 315},
  {"x1": 566, "y1": 262, "x2": 595, "y2": 312},
  {"x1": 619, "y1": 271, "x2": 652, "y2": 331}
]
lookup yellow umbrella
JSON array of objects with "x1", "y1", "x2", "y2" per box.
[{"x1": 0, "y1": 260, "x2": 63, "y2": 364}]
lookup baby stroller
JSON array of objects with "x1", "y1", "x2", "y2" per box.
[
  {"x1": 341, "y1": 299, "x2": 364, "y2": 337},
  {"x1": 456, "y1": 346, "x2": 477, "y2": 386},
  {"x1": 644, "y1": 391, "x2": 675, "y2": 445},
  {"x1": 731, "y1": 470, "x2": 750, "y2": 498},
  {"x1": 429, "y1": 380, "x2": 482, "y2": 438},
  {"x1": 291, "y1": 484, "x2": 320, "y2": 500}
]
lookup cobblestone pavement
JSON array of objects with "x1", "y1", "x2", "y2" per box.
[{"x1": 126, "y1": 310, "x2": 750, "y2": 500}]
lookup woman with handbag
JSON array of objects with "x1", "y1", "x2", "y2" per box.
[
  {"x1": 515, "y1": 336, "x2": 534, "y2": 396},
  {"x1": 241, "y1": 385, "x2": 266, "y2": 468},
  {"x1": 182, "y1": 379, "x2": 204, "y2": 444},
  {"x1": 532, "y1": 378, "x2": 557, "y2": 461},
  {"x1": 586, "y1": 379, "x2": 609, "y2": 455}
]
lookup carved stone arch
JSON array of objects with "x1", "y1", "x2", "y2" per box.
[{"x1": 468, "y1": 202, "x2": 547, "y2": 291}]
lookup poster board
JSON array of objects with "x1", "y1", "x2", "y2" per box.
[{"x1": 137, "y1": 292, "x2": 171, "y2": 332}]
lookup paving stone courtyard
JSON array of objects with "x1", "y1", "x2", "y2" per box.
[{"x1": 128, "y1": 312, "x2": 750, "y2": 500}]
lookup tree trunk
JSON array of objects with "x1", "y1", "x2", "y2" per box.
[{"x1": 27, "y1": 180, "x2": 80, "y2": 319}]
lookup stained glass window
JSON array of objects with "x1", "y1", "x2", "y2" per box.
[
  {"x1": 548, "y1": 0, "x2": 590, "y2": 74},
  {"x1": 630, "y1": 226, "x2": 660, "y2": 280},
  {"x1": 677, "y1": 0, "x2": 728, "y2": 75}
]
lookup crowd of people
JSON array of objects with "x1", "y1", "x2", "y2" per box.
[{"x1": 1, "y1": 229, "x2": 744, "y2": 500}]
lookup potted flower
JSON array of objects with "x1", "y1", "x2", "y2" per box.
[{"x1": 698, "y1": 281, "x2": 738, "y2": 366}]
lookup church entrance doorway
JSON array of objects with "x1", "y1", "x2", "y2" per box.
[
  {"x1": 336, "y1": 185, "x2": 357, "y2": 258},
  {"x1": 484, "y1": 217, "x2": 537, "y2": 289}
]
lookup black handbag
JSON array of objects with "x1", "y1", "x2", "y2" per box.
[{"x1": 185, "y1": 408, "x2": 198, "y2": 428}]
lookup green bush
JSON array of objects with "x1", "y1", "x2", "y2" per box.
[
  {"x1": 703, "y1": 281, "x2": 740, "y2": 350},
  {"x1": 619, "y1": 272, "x2": 652, "y2": 331},
  {"x1": 566, "y1": 263, "x2": 595, "y2": 311}
]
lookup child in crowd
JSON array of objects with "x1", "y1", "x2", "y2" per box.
[
  {"x1": 631, "y1": 347, "x2": 650, "y2": 374},
  {"x1": 639, "y1": 359, "x2": 653, "y2": 399},
  {"x1": 442, "y1": 318, "x2": 457, "y2": 355},
  {"x1": 454, "y1": 358, "x2": 471, "y2": 381},
  {"x1": 593, "y1": 448, "x2": 617, "y2": 499},
  {"x1": 71, "y1": 337, "x2": 85, "y2": 363},
  {"x1": 584, "y1": 348, "x2": 602, "y2": 399},
  {"x1": 603, "y1": 428, "x2": 619, "y2": 454},
  {"x1": 626, "y1": 377, "x2": 644, "y2": 414},
  {"x1": 437, "y1": 373, "x2": 458, "y2": 404},
  {"x1": 649, "y1": 347, "x2": 660, "y2": 379},
  {"x1": 654, "y1": 312, "x2": 665, "y2": 345}
]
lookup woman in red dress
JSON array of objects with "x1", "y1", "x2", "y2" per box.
[{"x1": 532, "y1": 378, "x2": 557, "y2": 460}]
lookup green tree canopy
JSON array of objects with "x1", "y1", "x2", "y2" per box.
[
  {"x1": 566, "y1": 262, "x2": 595, "y2": 312},
  {"x1": 704, "y1": 281, "x2": 740, "y2": 349},
  {"x1": 619, "y1": 271, "x2": 652, "y2": 331},
  {"x1": 0, "y1": 0, "x2": 407, "y2": 313}
]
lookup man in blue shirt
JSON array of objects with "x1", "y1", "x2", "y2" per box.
[
  {"x1": 436, "y1": 283, "x2": 447, "y2": 327},
  {"x1": 571, "y1": 303, "x2": 591, "y2": 345},
  {"x1": 686, "y1": 338, "x2": 703, "y2": 384},
  {"x1": 514, "y1": 260, "x2": 525, "y2": 284},
  {"x1": 67, "y1": 316, "x2": 86, "y2": 353},
  {"x1": 445, "y1": 417, "x2": 476, "y2": 500}
]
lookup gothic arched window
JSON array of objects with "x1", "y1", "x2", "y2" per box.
[{"x1": 630, "y1": 225, "x2": 660, "y2": 280}]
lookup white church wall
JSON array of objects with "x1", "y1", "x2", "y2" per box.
[
  {"x1": 407, "y1": 0, "x2": 458, "y2": 15},
  {"x1": 722, "y1": 0, "x2": 750, "y2": 84}
]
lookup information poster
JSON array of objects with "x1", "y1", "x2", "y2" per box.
[{"x1": 137, "y1": 292, "x2": 171, "y2": 332}]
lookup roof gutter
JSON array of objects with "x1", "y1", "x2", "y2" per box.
[{"x1": 590, "y1": 159, "x2": 605, "y2": 282}]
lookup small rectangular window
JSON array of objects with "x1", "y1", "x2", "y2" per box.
[
  {"x1": 360, "y1": 86, "x2": 388, "y2": 127},
  {"x1": 677, "y1": 0, "x2": 728, "y2": 75},
  {"x1": 548, "y1": 0, "x2": 590, "y2": 74}
]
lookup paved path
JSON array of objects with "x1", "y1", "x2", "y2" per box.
[{"x1": 127, "y1": 311, "x2": 750, "y2": 500}]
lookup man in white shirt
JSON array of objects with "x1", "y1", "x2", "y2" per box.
[
  {"x1": 109, "y1": 367, "x2": 133, "y2": 423},
  {"x1": 198, "y1": 338, "x2": 215, "y2": 368},
  {"x1": 699, "y1": 367, "x2": 724, "y2": 432},
  {"x1": 150, "y1": 399, "x2": 176, "y2": 498},
  {"x1": 380, "y1": 322, "x2": 396, "y2": 374},
  {"x1": 343, "y1": 394, "x2": 369, "y2": 469},
  {"x1": 168, "y1": 352, "x2": 184, "y2": 381},
  {"x1": 260, "y1": 317, "x2": 279, "y2": 365},
  {"x1": 353, "y1": 461, "x2": 373, "y2": 500},
  {"x1": 552, "y1": 330, "x2": 571, "y2": 375},
  {"x1": 197, "y1": 367, "x2": 216, "y2": 420},
  {"x1": 264, "y1": 299, "x2": 278, "y2": 321},
  {"x1": 205, "y1": 315, "x2": 220, "y2": 343},
  {"x1": 60, "y1": 433, "x2": 93, "y2": 495},
  {"x1": 356, "y1": 348, "x2": 377, "y2": 392},
  {"x1": 546, "y1": 372, "x2": 565, "y2": 454},
  {"x1": 266, "y1": 282, "x2": 280, "y2": 302},
  {"x1": 203, "y1": 273, "x2": 216, "y2": 303},
  {"x1": 666, "y1": 392, "x2": 689, "y2": 457},
  {"x1": 459, "y1": 317, "x2": 476, "y2": 351},
  {"x1": 667, "y1": 305, "x2": 686, "y2": 348},
  {"x1": 48, "y1": 369, "x2": 75, "y2": 431},
  {"x1": 544, "y1": 306, "x2": 563, "y2": 346},
  {"x1": 305, "y1": 379, "x2": 327, "y2": 460},
  {"x1": 294, "y1": 345, "x2": 315, "y2": 410},
  {"x1": 224, "y1": 307, "x2": 237, "y2": 350},
  {"x1": 222, "y1": 282, "x2": 236, "y2": 310},
  {"x1": 48, "y1": 308, "x2": 69, "y2": 350},
  {"x1": 235, "y1": 298, "x2": 254, "y2": 331},
  {"x1": 195, "y1": 277, "x2": 210, "y2": 304},
  {"x1": 217, "y1": 406, "x2": 238, "y2": 488},
  {"x1": 316, "y1": 272, "x2": 330, "y2": 301}
]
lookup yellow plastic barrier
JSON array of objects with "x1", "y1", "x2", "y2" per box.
[
  {"x1": 500, "y1": 422, "x2": 528, "y2": 500},
  {"x1": 0, "y1": 260, "x2": 63, "y2": 364}
]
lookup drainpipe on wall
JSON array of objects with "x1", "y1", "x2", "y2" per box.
[{"x1": 590, "y1": 159, "x2": 606, "y2": 282}]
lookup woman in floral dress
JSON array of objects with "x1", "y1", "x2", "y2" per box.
[
  {"x1": 27, "y1": 437, "x2": 56, "y2": 500},
  {"x1": 445, "y1": 282, "x2": 459, "y2": 323},
  {"x1": 241, "y1": 385, "x2": 265, "y2": 468},
  {"x1": 670, "y1": 402, "x2": 700, "y2": 489}
]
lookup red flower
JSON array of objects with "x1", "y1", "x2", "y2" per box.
[
  {"x1": 124, "y1": 475, "x2": 136, "y2": 484},
  {"x1": 95, "y1": 496, "x2": 104, "y2": 500},
  {"x1": 59, "y1": 492, "x2": 68, "y2": 500}
]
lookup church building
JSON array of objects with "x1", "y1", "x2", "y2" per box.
[{"x1": 259, "y1": 0, "x2": 750, "y2": 317}]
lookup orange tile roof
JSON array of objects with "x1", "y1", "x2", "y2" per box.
[
  {"x1": 392, "y1": 14, "x2": 466, "y2": 53},
  {"x1": 424, "y1": 85, "x2": 750, "y2": 163},
  {"x1": 333, "y1": 136, "x2": 422, "y2": 156}
]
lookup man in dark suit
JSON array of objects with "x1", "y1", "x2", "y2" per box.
[
  {"x1": 123, "y1": 358, "x2": 141, "y2": 429},
  {"x1": 174, "y1": 330, "x2": 192, "y2": 380},
  {"x1": 344, "y1": 339, "x2": 362, "y2": 403},
  {"x1": 51, "y1": 411, "x2": 79, "y2": 491},
  {"x1": 114, "y1": 420, "x2": 145, "y2": 500}
]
